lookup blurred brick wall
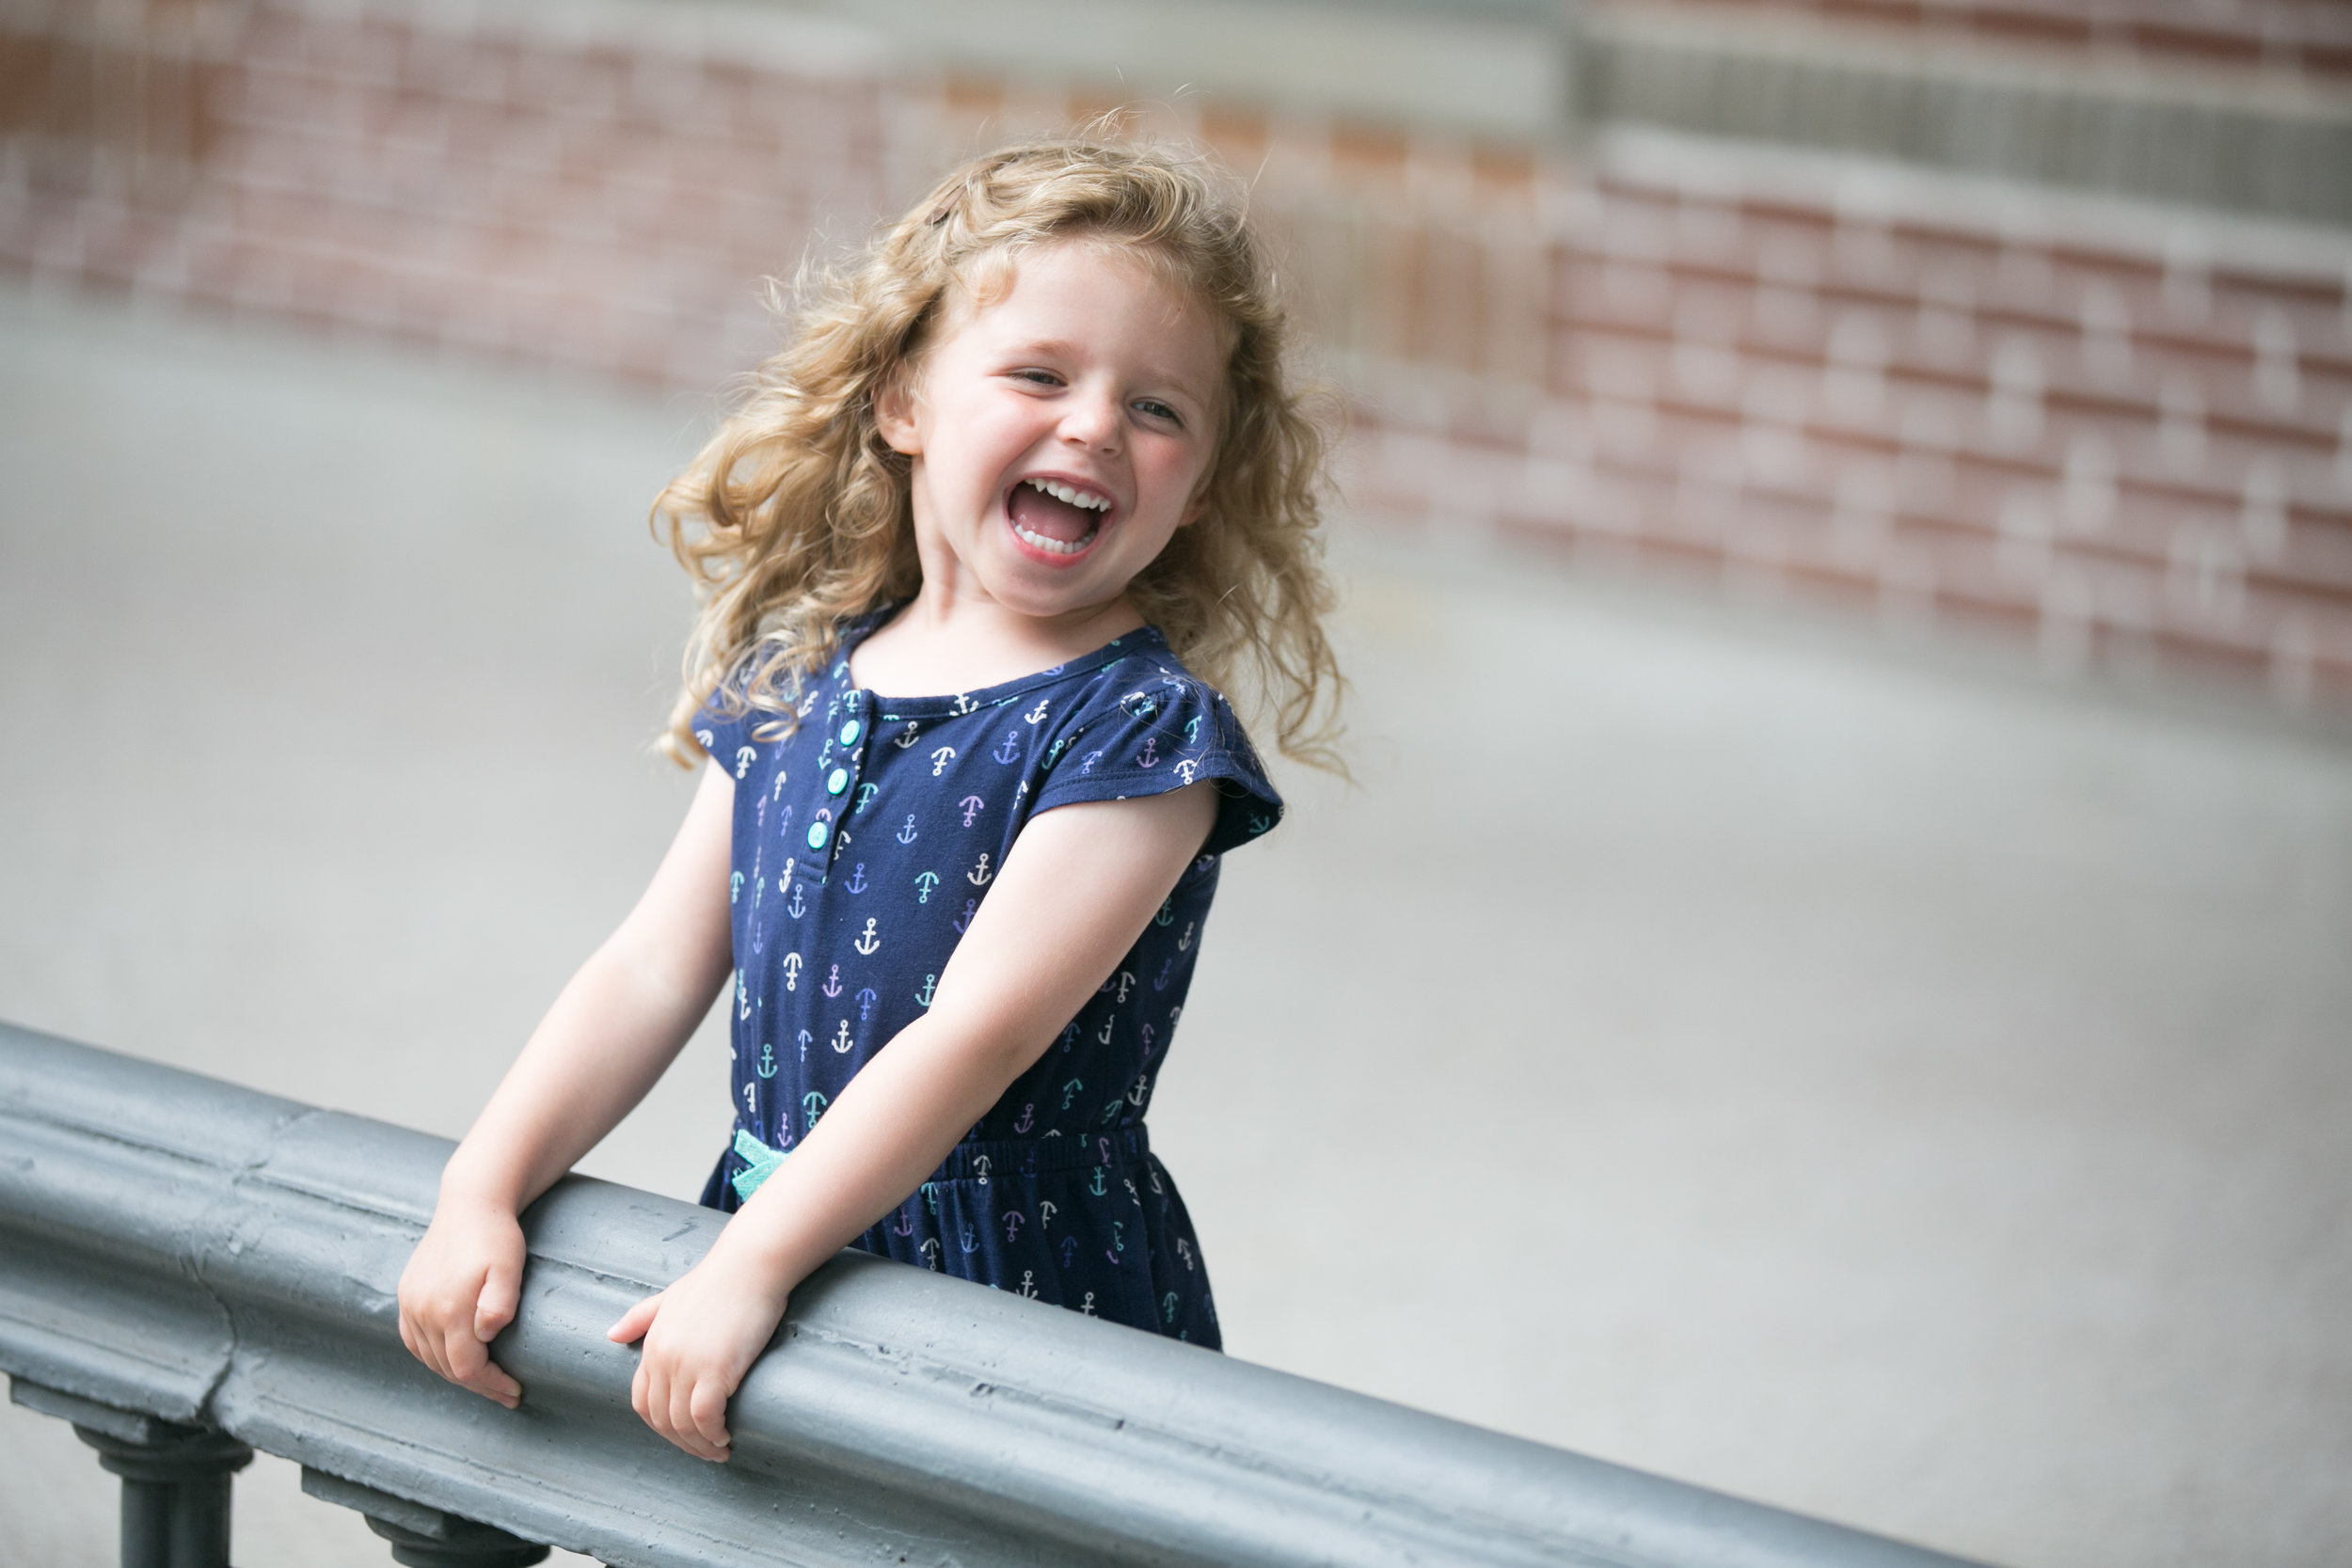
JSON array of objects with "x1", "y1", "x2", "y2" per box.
[
  {"x1": 0, "y1": 0, "x2": 889, "y2": 386},
  {"x1": 4, "y1": 0, "x2": 2348, "y2": 704}
]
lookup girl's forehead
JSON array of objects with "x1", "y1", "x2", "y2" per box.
[{"x1": 943, "y1": 241, "x2": 1229, "y2": 361}]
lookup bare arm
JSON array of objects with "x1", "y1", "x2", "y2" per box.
[
  {"x1": 398, "y1": 760, "x2": 737, "y2": 1404},
  {"x1": 608, "y1": 780, "x2": 1218, "y2": 1460}
]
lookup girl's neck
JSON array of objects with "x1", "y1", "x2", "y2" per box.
[{"x1": 848, "y1": 588, "x2": 1147, "y2": 699}]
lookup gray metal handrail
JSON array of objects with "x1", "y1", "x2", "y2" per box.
[{"x1": 0, "y1": 1021, "x2": 1990, "y2": 1567}]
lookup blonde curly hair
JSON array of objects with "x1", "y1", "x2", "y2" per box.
[{"x1": 655, "y1": 136, "x2": 1343, "y2": 772}]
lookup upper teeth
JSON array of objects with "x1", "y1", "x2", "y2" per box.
[{"x1": 1027, "y1": 478, "x2": 1109, "y2": 511}]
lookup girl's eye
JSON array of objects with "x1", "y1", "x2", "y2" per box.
[
  {"x1": 1014, "y1": 370, "x2": 1061, "y2": 387},
  {"x1": 1133, "y1": 399, "x2": 1182, "y2": 424}
]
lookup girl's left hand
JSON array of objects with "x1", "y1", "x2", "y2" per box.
[{"x1": 605, "y1": 1252, "x2": 790, "y2": 1462}]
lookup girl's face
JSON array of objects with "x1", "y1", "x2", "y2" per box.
[{"x1": 875, "y1": 240, "x2": 1226, "y2": 625}]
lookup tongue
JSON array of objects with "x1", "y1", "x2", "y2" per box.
[{"x1": 1009, "y1": 484, "x2": 1099, "y2": 545}]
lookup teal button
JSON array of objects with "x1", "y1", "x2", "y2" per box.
[
  {"x1": 838, "y1": 720, "x2": 861, "y2": 747},
  {"x1": 826, "y1": 767, "x2": 849, "y2": 796},
  {"x1": 806, "y1": 821, "x2": 829, "y2": 850}
]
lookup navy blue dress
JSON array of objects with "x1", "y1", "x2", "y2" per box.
[{"x1": 691, "y1": 620, "x2": 1281, "y2": 1347}]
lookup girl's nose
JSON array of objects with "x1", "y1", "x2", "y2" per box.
[{"x1": 1058, "y1": 389, "x2": 1123, "y2": 454}]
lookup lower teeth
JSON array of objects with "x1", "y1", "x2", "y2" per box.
[{"x1": 1015, "y1": 524, "x2": 1094, "y2": 555}]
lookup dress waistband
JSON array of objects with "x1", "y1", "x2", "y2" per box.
[
  {"x1": 927, "y1": 1124, "x2": 1151, "y2": 1181},
  {"x1": 723, "y1": 1123, "x2": 1151, "y2": 1199}
]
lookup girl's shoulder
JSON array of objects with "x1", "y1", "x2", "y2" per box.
[{"x1": 1020, "y1": 629, "x2": 1283, "y2": 861}]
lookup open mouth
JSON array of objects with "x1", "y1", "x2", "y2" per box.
[{"x1": 1007, "y1": 477, "x2": 1112, "y2": 559}]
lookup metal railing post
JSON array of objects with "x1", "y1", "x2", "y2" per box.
[
  {"x1": 13, "y1": 1381, "x2": 253, "y2": 1568},
  {"x1": 302, "y1": 1468, "x2": 551, "y2": 1568}
]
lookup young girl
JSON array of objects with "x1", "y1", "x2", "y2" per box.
[{"x1": 397, "y1": 138, "x2": 1340, "y2": 1463}]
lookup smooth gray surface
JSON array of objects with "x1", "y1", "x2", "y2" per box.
[
  {"x1": 0, "y1": 1025, "x2": 1981, "y2": 1568},
  {"x1": 1, "y1": 281, "x2": 2348, "y2": 1567}
]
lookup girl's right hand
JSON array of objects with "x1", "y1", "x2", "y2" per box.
[{"x1": 397, "y1": 1198, "x2": 528, "y2": 1409}]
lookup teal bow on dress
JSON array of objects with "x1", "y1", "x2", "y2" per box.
[{"x1": 730, "y1": 1127, "x2": 790, "y2": 1203}]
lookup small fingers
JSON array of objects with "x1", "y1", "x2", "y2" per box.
[
  {"x1": 687, "y1": 1377, "x2": 733, "y2": 1459},
  {"x1": 458, "y1": 1357, "x2": 523, "y2": 1409},
  {"x1": 608, "y1": 1292, "x2": 662, "y2": 1345},
  {"x1": 475, "y1": 1258, "x2": 521, "y2": 1343},
  {"x1": 667, "y1": 1376, "x2": 727, "y2": 1463}
]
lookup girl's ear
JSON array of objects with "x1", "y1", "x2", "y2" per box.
[{"x1": 873, "y1": 374, "x2": 922, "y2": 456}]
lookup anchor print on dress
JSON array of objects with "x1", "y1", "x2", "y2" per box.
[
  {"x1": 853, "y1": 918, "x2": 880, "y2": 956},
  {"x1": 1012, "y1": 1102, "x2": 1034, "y2": 1133},
  {"x1": 1105, "y1": 1220, "x2": 1125, "y2": 1265},
  {"x1": 803, "y1": 1091, "x2": 827, "y2": 1132},
  {"x1": 734, "y1": 746, "x2": 756, "y2": 779},
  {"x1": 755, "y1": 1043, "x2": 777, "y2": 1079},
  {"x1": 736, "y1": 972, "x2": 750, "y2": 1022},
  {"x1": 958, "y1": 1221, "x2": 979, "y2": 1255},
  {"x1": 957, "y1": 795, "x2": 984, "y2": 827},
  {"x1": 920, "y1": 1238, "x2": 941, "y2": 1272},
  {"x1": 1100, "y1": 970, "x2": 1136, "y2": 1003},
  {"x1": 1059, "y1": 1079, "x2": 1084, "y2": 1110},
  {"x1": 1136, "y1": 736, "x2": 1161, "y2": 768},
  {"x1": 992, "y1": 731, "x2": 1022, "y2": 764},
  {"x1": 1038, "y1": 1200, "x2": 1057, "y2": 1230},
  {"x1": 1062, "y1": 1240, "x2": 1082, "y2": 1272},
  {"x1": 930, "y1": 746, "x2": 957, "y2": 777},
  {"x1": 1139, "y1": 1022, "x2": 1155, "y2": 1060},
  {"x1": 854, "y1": 986, "x2": 877, "y2": 1022},
  {"x1": 1003, "y1": 1211, "x2": 1025, "y2": 1243},
  {"x1": 1163, "y1": 1292, "x2": 1180, "y2": 1325},
  {"x1": 1079, "y1": 750, "x2": 1104, "y2": 775},
  {"x1": 915, "y1": 974, "x2": 937, "y2": 1008},
  {"x1": 782, "y1": 953, "x2": 802, "y2": 991},
  {"x1": 821, "y1": 964, "x2": 842, "y2": 998},
  {"x1": 831, "y1": 1021, "x2": 853, "y2": 1053},
  {"x1": 973, "y1": 1155, "x2": 992, "y2": 1187},
  {"x1": 1172, "y1": 759, "x2": 1199, "y2": 785},
  {"x1": 796, "y1": 1028, "x2": 812, "y2": 1063},
  {"x1": 967, "y1": 853, "x2": 993, "y2": 886},
  {"x1": 947, "y1": 692, "x2": 978, "y2": 716},
  {"x1": 1177, "y1": 921, "x2": 1195, "y2": 953},
  {"x1": 1096, "y1": 1015, "x2": 1115, "y2": 1045},
  {"x1": 1017, "y1": 1270, "x2": 1039, "y2": 1299},
  {"x1": 953, "y1": 898, "x2": 977, "y2": 934},
  {"x1": 892, "y1": 1206, "x2": 915, "y2": 1238},
  {"x1": 914, "y1": 871, "x2": 939, "y2": 904},
  {"x1": 1089, "y1": 1168, "x2": 1108, "y2": 1197},
  {"x1": 729, "y1": 871, "x2": 742, "y2": 904},
  {"x1": 897, "y1": 816, "x2": 918, "y2": 845},
  {"x1": 854, "y1": 782, "x2": 878, "y2": 816},
  {"x1": 787, "y1": 882, "x2": 808, "y2": 919},
  {"x1": 1175, "y1": 1237, "x2": 1195, "y2": 1272},
  {"x1": 845, "y1": 863, "x2": 869, "y2": 894},
  {"x1": 894, "y1": 721, "x2": 921, "y2": 750}
]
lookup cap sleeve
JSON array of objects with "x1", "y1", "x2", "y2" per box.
[
  {"x1": 692, "y1": 681, "x2": 762, "y2": 782},
  {"x1": 1031, "y1": 668, "x2": 1282, "y2": 858}
]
